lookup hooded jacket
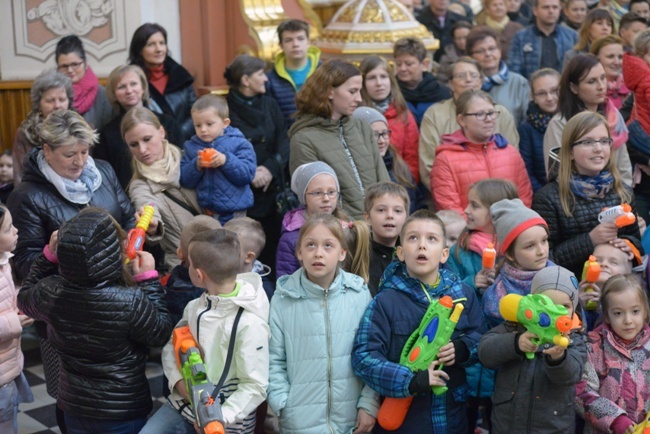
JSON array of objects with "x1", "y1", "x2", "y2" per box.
[
  {"x1": 268, "y1": 268, "x2": 378, "y2": 434},
  {"x1": 0, "y1": 253, "x2": 23, "y2": 386},
  {"x1": 17, "y1": 210, "x2": 172, "y2": 420},
  {"x1": 289, "y1": 114, "x2": 390, "y2": 220},
  {"x1": 275, "y1": 207, "x2": 306, "y2": 279},
  {"x1": 430, "y1": 130, "x2": 533, "y2": 215},
  {"x1": 7, "y1": 149, "x2": 135, "y2": 280},
  {"x1": 623, "y1": 53, "x2": 650, "y2": 135},
  {"x1": 383, "y1": 103, "x2": 421, "y2": 184},
  {"x1": 162, "y1": 273, "x2": 270, "y2": 426}
]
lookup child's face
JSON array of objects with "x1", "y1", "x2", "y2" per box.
[
  {"x1": 444, "y1": 220, "x2": 466, "y2": 247},
  {"x1": 510, "y1": 226, "x2": 549, "y2": 271},
  {"x1": 464, "y1": 189, "x2": 494, "y2": 233},
  {"x1": 365, "y1": 194, "x2": 408, "y2": 247},
  {"x1": 606, "y1": 288, "x2": 646, "y2": 340},
  {"x1": 394, "y1": 54, "x2": 426, "y2": 88},
  {"x1": 192, "y1": 109, "x2": 229, "y2": 143},
  {"x1": 304, "y1": 174, "x2": 339, "y2": 216},
  {"x1": 397, "y1": 219, "x2": 449, "y2": 285},
  {"x1": 532, "y1": 75, "x2": 559, "y2": 115},
  {"x1": 0, "y1": 155, "x2": 13, "y2": 184},
  {"x1": 542, "y1": 289, "x2": 574, "y2": 317},
  {"x1": 593, "y1": 243, "x2": 633, "y2": 285},
  {"x1": 0, "y1": 210, "x2": 18, "y2": 254},
  {"x1": 297, "y1": 224, "x2": 347, "y2": 289}
]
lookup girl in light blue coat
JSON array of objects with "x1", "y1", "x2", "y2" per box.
[{"x1": 268, "y1": 213, "x2": 379, "y2": 434}]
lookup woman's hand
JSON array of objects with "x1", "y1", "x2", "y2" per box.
[
  {"x1": 252, "y1": 166, "x2": 273, "y2": 192},
  {"x1": 589, "y1": 222, "x2": 618, "y2": 246},
  {"x1": 353, "y1": 409, "x2": 376, "y2": 434},
  {"x1": 427, "y1": 361, "x2": 450, "y2": 387},
  {"x1": 48, "y1": 230, "x2": 59, "y2": 256},
  {"x1": 135, "y1": 207, "x2": 159, "y2": 235},
  {"x1": 474, "y1": 268, "x2": 495, "y2": 293},
  {"x1": 131, "y1": 251, "x2": 155, "y2": 274}
]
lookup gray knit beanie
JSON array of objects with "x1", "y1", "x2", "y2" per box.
[
  {"x1": 490, "y1": 198, "x2": 547, "y2": 254},
  {"x1": 352, "y1": 106, "x2": 388, "y2": 126},
  {"x1": 531, "y1": 266, "x2": 580, "y2": 310},
  {"x1": 291, "y1": 162, "x2": 340, "y2": 206}
]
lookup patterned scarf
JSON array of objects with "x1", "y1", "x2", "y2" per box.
[
  {"x1": 526, "y1": 102, "x2": 553, "y2": 133},
  {"x1": 134, "y1": 140, "x2": 181, "y2": 185},
  {"x1": 37, "y1": 151, "x2": 102, "y2": 204},
  {"x1": 604, "y1": 98, "x2": 629, "y2": 150},
  {"x1": 569, "y1": 170, "x2": 614, "y2": 200},
  {"x1": 482, "y1": 61, "x2": 510, "y2": 92},
  {"x1": 486, "y1": 15, "x2": 510, "y2": 32},
  {"x1": 72, "y1": 66, "x2": 99, "y2": 115}
]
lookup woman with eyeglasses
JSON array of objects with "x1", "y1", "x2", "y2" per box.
[
  {"x1": 289, "y1": 59, "x2": 390, "y2": 220},
  {"x1": 543, "y1": 54, "x2": 632, "y2": 185},
  {"x1": 55, "y1": 35, "x2": 113, "y2": 131},
  {"x1": 518, "y1": 68, "x2": 561, "y2": 192},
  {"x1": 533, "y1": 111, "x2": 640, "y2": 276},
  {"x1": 420, "y1": 57, "x2": 519, "y2": 193},
  {"x1": 430, "y1": 89, "x2": 532, "y2": 216}
]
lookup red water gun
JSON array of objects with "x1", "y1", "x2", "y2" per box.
[{"x1": 125, "y1": 204, "x2": 155, "y2": 264}]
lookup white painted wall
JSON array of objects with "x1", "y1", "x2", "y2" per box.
[{"x1": 140, "y1": 0, "x2": 182, "y2": 63}]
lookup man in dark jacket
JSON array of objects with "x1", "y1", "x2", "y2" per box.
[{"x1": 417, "y1": 0, "x2": 468, "y2": 62}]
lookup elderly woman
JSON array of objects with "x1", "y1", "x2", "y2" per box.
[
  {"x1": 13, "y1": 69, "x2": 73, "y2": 185},
  {"x1": 128, "y1": 23, "x2": 196, "y2": 140},
  {"x1": 419, "y1": 57, "x2": 520, "y2": 192},
  {"x1": 121, "y1": 107, "x2": 200, "y2": 270},
  {"x1": 7, "y1": 109, "x2": 135, "y2": 432},
  {"x1": 55, "y1": 35, "x2": 113, "y2": 131},
  {"x1": 96, "y1": 64, "x2": 182, "y2": 189}
]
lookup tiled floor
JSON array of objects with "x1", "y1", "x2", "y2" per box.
[{"x1": 18, "y1": 331, "x2": 167, "y2": 434}]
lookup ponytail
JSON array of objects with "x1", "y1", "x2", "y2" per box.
[{"x1": 342, "y1": 220, "x2": 371, "y2": 283}]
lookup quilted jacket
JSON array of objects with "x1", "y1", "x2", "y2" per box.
[
  {"x1": 7, "y1": 150, "x2": 135, "y2": 280},
  {"x1": 289, "y1": 114, "x2": 390, "y2": 220},
  {"x1": 532, "y1": 180, "x2": 640, "y2": 276},
  {"x1": 431, "y1": 130, "x2": 533, "y2": 215},
  {"x1": 0, "y1": 254, "x2": 23, "y2": 386},
  {"x1": 518, "y1": 104, "x2": 549, "y2": 192},
  {"x1": 275, "y1": 207, "x2": 305, "y2": 279},
  {"x1": 623, "y1": 52, "x2": 650, "y2": 135},
  {"x1": 384, "y1": 103, "x2": 421, "y2": 184},
  {"x1": 419, "y1": 98, "x2": 520, "y2": 191},
  {"x1": 576, "y1": 323, "x2": 650, "y2": 433},
  {"x1": 180, "y1": 126, "x2": 257, "y2": 214},
  {"x1": 17, "y1": 211, "x2": 172, "y2": 420}
]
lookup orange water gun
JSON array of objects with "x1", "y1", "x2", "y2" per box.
[
  {"x1": 598, "y1": 204, "x2": 636, "y2": 228},
  {"x1": 125, "y1": 204, "x2": 155, "y2": 264},
  {"x1": 482, "y1": 243, "x2": 496, "y2": 269},
  {"x1": 198, "y1": 148, "x2": 217, "y2": 168},
  {"x1": 582, "y1": 255, "x2": 601, "y2": 311}
]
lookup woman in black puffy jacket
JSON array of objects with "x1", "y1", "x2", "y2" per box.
[
  {"x1": 532, "y1": 111, "x2": 640, "y2": 276},
  {"x1": 17, "y1": 208, "x2": 172, "y2": 434}
]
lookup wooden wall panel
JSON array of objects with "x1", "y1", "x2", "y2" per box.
[{"x1": 0, "y1": 82, "x2": 32, "y2": 153}]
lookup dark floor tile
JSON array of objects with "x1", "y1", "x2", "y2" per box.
[
  {"x1": 24, "y1": 404, "x2": 58, "y2": 428},
  {"x1": 23, "y1": 347, "x2": 43, "y2": 368},
  {"x1": 23, "y1": 369, "x2": 46, "y2": 387}
]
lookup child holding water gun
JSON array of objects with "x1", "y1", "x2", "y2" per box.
[
  {"x1": 268, "y1": 213, "x2": 379, "y2": 433},
  {"x1": 0, "y1": 205, "x2": 33, "y2": 434},
  {"x1": 352, "y1": 210, "x2": 484, "y2": 434},
  {"x1": 576, "y1": 274, "x2": 650, "y2": 434},
  {"x1": 479, "y1": 266, "x2": 587, "y2": 433}
]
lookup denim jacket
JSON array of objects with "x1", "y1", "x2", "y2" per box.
[{"x1": 508, "y1": 25, "x2": 578, "y2": 79}]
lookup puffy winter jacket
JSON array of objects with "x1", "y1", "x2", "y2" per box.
[
  {"x1": 7, "y1": 149, "x2": 135, "y2": 280},
  {"x1": 518, "y1": 104, "x2": 549, "y2": 192},
  {"x1": 268, "y1": 268, "x2": 378, "y2": 434},
  {"x1": 289, "y1": 114, "x2": 390, "y2": 219},
  {"x1": 0, "y1": 254, "x2": 22, "y2": 386},
  {"x1": 532, "y1": 180, "x2": 640, "y2": 276},
  {"x1": 431, "y1": 130, "x2": 533, "y2": 215},
  {"x1": 419, "y1": 98, "x2": 520, "y2": 191},
  {"x1": 384, "y1": 103, "x2": 421, "y2": 183},
  {"x1": 180, "y1": 127, "x2": 257, "y2": 214},
  {"x1": 17, "y1": 211, "x2": 172, "y2": 420},
  {"x1": 623, "y1": 52, "x2": 650, "y2": 135},
  {"x1": 275, "y1": 207, "x2": 306, "y2": 279},
  {"x1": 266, "y1": 46, "x2": 321, "y2": 127}
]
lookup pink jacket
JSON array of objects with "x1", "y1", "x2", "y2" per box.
[
  {"x1": 384, "y1": 103, "x2": 421, "y2": 184},
  {"x1": 430, "y1": 130, "x2": 533, "y2": 215},
  {"x1": 0, "y1": 255, "x2": 23, "y2": 386},
  {"x1": 576, "y1": 323, "x2": 650, "y2": 434},
  {"x1": 623, "y1": 53, "x2": 650, "y2": 134}
]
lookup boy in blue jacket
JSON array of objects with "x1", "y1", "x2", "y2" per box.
[
  {"x1": 352, "y1": 209, "x2": 485, "y2": 434},
  {"x1": 180, "y1": 94, "x2": 256, "y2": 224}
]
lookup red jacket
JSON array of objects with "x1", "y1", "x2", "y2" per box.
[
  {"x1": 385, "y1": 103, "x2": 420, "y2": 184},
  {"x1": 623, "y1": 52, "x2": 650, "y2": 134},
  {"x1": 431, "y1": 130, "x2": 533, "y2": 215}
]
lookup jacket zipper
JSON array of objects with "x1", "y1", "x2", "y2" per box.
[
  {"x1": 196, "y1": 298, "x2": 212, "y2": 344},
  {"x1": 483, "y1": 143, "x2": 492, "y2": 178},
  {"x1": 324, "y1": 287, "x2": 334, "y2": 434}
]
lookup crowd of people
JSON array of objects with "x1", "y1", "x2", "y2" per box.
[{"x1": 3, "y1": 0, "x2": 650, "y2": 432}]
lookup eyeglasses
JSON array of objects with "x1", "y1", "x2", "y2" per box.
[
  {"x1": 306, "y1": 190, "x2": 339, "y2": 199},
  {"x1": 453, "y1": 72, "x2": 481, "y2": 80},
  {"x1": 57, "y1": 61, "x2": 84, "y2": 71},
  {"x1": 463, "y1": 111, "x2": 501, "y2": 121},
  {"x1": 471, "y1": 46, "x2": 499, "y2": 56},
  {"x1": 533, "y1": 89, "x2": 559, "y2": 98},
  {"x1": 373, "y1": 130, "x2": 392, "y2": 141},
  {"x1": 572, "y1": 138, "x2": 613, "y2": 149}
]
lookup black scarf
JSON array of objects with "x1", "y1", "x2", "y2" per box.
[{"x1": 398, "y1": 72, "x2": 448, "y2": 103}]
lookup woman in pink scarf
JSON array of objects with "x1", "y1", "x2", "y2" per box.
[{"x1": 55, "y1": 35, "x2": 113, "y2": 131}]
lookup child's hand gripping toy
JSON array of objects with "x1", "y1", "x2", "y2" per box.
[
  {"x1": 582, "y1": 255, "x2": 601, "y2": 311},
  {"x1": 598, "y1": 204, "x2": 636, "y2": 228},
  {"x1": 198, "y1": 148, "x2": 217, "y2": 168},
  {"x1": 125, "y1": 204, "x2": 155, "y2": 264},
  {"x1": 482, "y1": 242, "x2": 496, "y2": 269},
  {"x1": 377, "y1": 296, "x2": 464, "y2": 431},
  {"x1": 173, "y1": 326, "x2": 225, "y2": 434},
  {"x1": 634, "y1": 413, "x2": 650, "y2": 434},
  {"x1": 499, "y1": 293, "x2": 572, "y2": 359}
]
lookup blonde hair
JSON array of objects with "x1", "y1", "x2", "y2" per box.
[
  {"x1": 224, "y1": 217, "x2": 266, "y2": 257},
  {"x1": 634, "y1": 28, "x2": 650, "y2": 56},
  {"x1": 192, "y1": 94, "x2": 229, "y2": 120},
  {"x1": 601, "y1": 274, "x2": 650, "y2": 324},
  {"x1": 179, "y1": 215, "x2": 222, "y2": 258},
  {"x1": 120, "y1": 106, "x2": 167, "y2": 183},
  {"x1": 106, "y1": 64, "x2": 150, "y2": 113},
  {"x1": 364, "y1": 182, "x2": 410, "y2": 214},
  {"x1": 557, "y1": 112, "x2": 630, "y2": 217},
  {"x1": 40, "y1": 109, "x2": 98, "y2": 148}
]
